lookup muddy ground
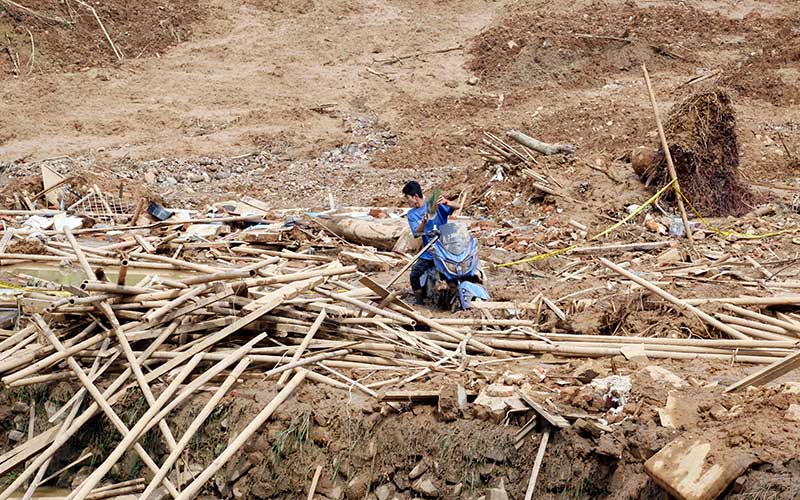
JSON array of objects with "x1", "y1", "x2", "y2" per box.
[{"x1": 1, "y1": 0, "x2": 800, "y2": 498}]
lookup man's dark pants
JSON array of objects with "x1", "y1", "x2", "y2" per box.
[{"x1": 410, "y1": 258, "x2": 435, "y2": 293}]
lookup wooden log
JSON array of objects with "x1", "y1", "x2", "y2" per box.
[
  {"x1": 599, "y1": 258, "x2": 748, "y2": 340},
  {"x1": 507, "y1": 130, "x2": 575, "y2": 155},
  {"x1": 174, "y1": 370, "x2": 308, "y2": 500}
]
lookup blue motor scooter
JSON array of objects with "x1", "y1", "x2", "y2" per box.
[{"x1": 418, "y1": 223, "x2": 490, "y2": 310}]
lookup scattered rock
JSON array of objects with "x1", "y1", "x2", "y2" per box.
[
  {"x1": 374, "y1": 483, "x2": 395, "y2": 500},
  {"x1": 485, "y1": 479, "x2": 509, "y2": 500},
  {"x1": 575, "y1": 367, "x2": 600, "y2": 384},
  {"x1": 437, "y1": 383, "x2": 467, "y2": 422},
  {"x1": 782, "y1": 382, "x2": 800, "y2": 394},
  {"x1": 643, "y1": 366, "x2": 685, "y2": 388},
  {"x1": 10, "y1": 401, "x2": 29, "y2": 414},
  {"x1": 8, "y1": 430, "x2": 25, "y2": 442},
  {"x1": 346, "y1": 474, "x2": 370, "y2": 499},
  {"x1": 645, "y1": 433, "x2": 754, "y2": 500},
  {"x1": 409, "y1": 459, "x2": 428, "y2": 480},
  {"x1": 467, "y1": 76, "x2": 480, "y2": 85},
  {"x1": 656, "y1": 247, "x2": 683, "y2": 264},
  {"x1": 411, "y1": 476, "x2": 439, "y2": 497},
  {"x1": 658, "y1": 392, "x2": 700, "y2": 429},
  {"x1": 785, "y1": 404, "x2": 800, "y2": 422}
]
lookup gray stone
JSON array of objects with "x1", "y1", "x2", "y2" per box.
[
  {"x1": 8, "y1": 430, "x2": 25, "y2": 442},
  {"x1": 409, "y1": 459, "x2": 428, "y2": 479},
  {"x1": 412, "y1": 476, "x2": 438, "y2": 497},
  {"x1": 486, "y1": 479, "x2": 509, "y2": 500},
  {"x1": 10, "y1": 401, "x2": 29, "y2": 414},
  {"x1": 375, "y1": 483, "x2": 395, "y2": 500}
]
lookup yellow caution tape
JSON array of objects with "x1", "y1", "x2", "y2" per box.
[
  {"x1": 493, "y1": 176, "x2": 800, "y2": 269},
  {"x1": 494, "y1": 179, "x2": 677, "y2": 269},
  {"x1": 493, "y1": 245, "x2": 577, "y2": 269},
  {"x1": 676, "y1": 186, "x2": 800, "y2": 240},
  {"x1": 589, "y1": 179, "x2": 677, "y2": 241},
  {"x1": 0, "y1": 280, "x2": 71, "y2": 296}
]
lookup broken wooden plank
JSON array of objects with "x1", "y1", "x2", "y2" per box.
[
  {"x1": 645, "y1": 434, "x2": 753, "y2": 500},
  {"x1": 518, "y1": 389, "x2": 569, "y2": 428}
]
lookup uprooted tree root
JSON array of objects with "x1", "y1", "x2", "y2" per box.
[{"x1": 639, "y1": 88, "x2": 753, "y2": 217}]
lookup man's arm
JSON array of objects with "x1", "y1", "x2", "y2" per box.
[
  {"x1": 437, "y1": 195, "x2": 460, "y2": 211},
  {"x1": 414, "y1": 212, "x2": 428, "y2": 235},
  {"x1": 407, "y1": 209, "x2": 428, "y2": 237}
]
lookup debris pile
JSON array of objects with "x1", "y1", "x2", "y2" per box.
[
  {"x1": 635, "y1": 89, "x2": 753, "y2": 216},
  {"x1": 0, "y1": 187, "x2": 797, "y2": 498}
]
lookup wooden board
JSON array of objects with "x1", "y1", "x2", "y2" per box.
[
  {"x1": 358, "y1": 276, "x2": 414, "y2": 311},
  {"x1": 41, "y1": 165, "x2": 66, "y2": 206},
  {"x1": 645, "y1": 434, "x2": 753, "y2": 500},
  {"x1": 518, "y1": 389, "x2": 569, "y2": 428}
]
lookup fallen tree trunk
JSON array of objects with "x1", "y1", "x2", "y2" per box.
[{"x1": 507, "y1": 130, "x2": 576, "y2": 156}]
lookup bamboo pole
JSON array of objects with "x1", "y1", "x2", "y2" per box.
[
  {"x1": 116, "y1": 259, "x2": 129, "y2": 285},
  {"x1": 599, "y1": 257, "x2": 748, "y2": 340},
  {"x1": 0, "y1": 324, "x2": 183, "y2": 500},
  {"x1": 314, "y1": 288, "x2": 414, "y2": 325},
  {"x1": 174, "y1": 370, "x2": 308, "y2": 500},
  {"x1": 133, "y1": 234, "x2": 155, "y2": 253},
  {"x1": 70, "y1": 355, "x2": 203, "y2": 500},
  {"x1": 66, "y1": 227, "x2": 183, "y2": 455},
  {"x1": 684, "y1": 295, "x2": 800, "y2": 306},
  {"x1": 28, "y1": 316, "x2": 188, "y2": 500},
  {"x1": 391, "y1": 305, "x2": 495, "y2": 356},
  {"x1": 642, "y1": 63, "x2": 694, "y2": 247},
  {"x1": 138, "y1": 358, "x2": 252, "y2": 500},
  {"x1": 86, "y1": 484, "x2": 144, "y2": 500},
  {"x1": 723, "y1": 304, "x2": 800, "y2": 336},
  {"x1": 276, "y1": 309, "x2": 327, "y2": 387},
  {"x1": 39, "y1": 452, "x2": 92, "y2": 485}
]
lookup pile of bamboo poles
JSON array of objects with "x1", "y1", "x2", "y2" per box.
[{"x1": 0, "y1": 226, "x2": 798, "y2": 499}]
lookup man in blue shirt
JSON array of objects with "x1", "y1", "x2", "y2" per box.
[{"x1": 402, "y1": 181, "x2": 461, "y2": 305}]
